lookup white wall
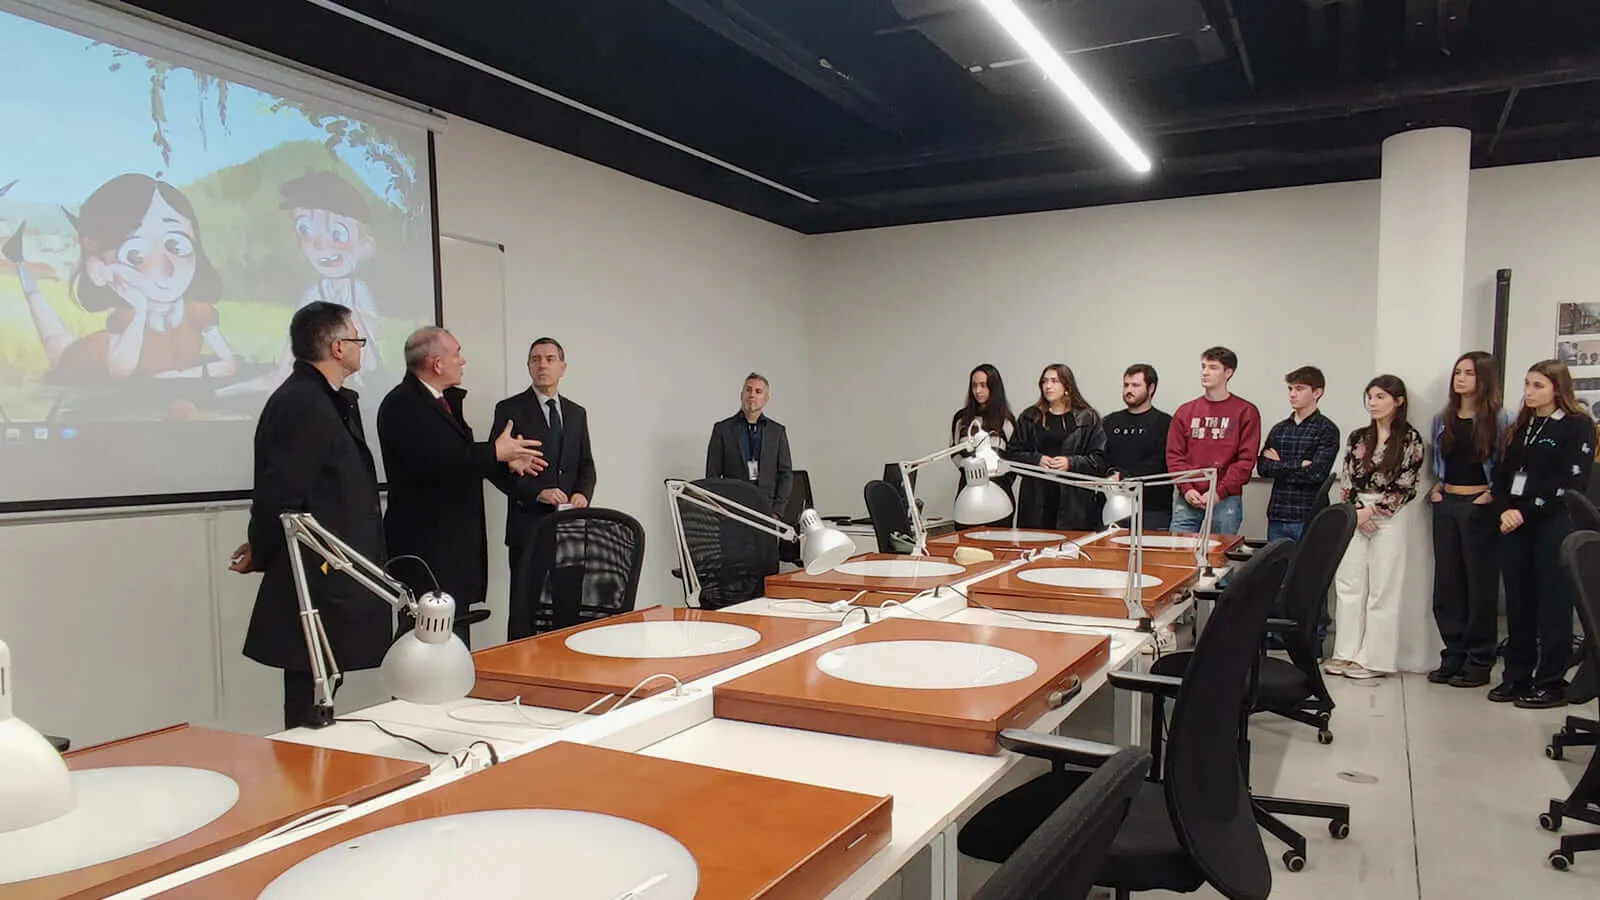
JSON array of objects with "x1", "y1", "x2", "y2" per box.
[
  {"x1": 1464, "y1": 157, "x2": 1600, "y2": 379},
  {"x1": 803, "y1": 182, "x2": 1382, "y2": 521},
  {"x1": 0, "y1": 117, "x2": 811, "y2": 745}
]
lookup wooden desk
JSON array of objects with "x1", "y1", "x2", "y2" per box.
[
  {"x1": 966, "y1": 556, "x2": 1199, "y2": 619},
  {"x1": 470, "y1": 606, "x2": 838, "y2": 710},
  {"x1": 151, "y1": 741, "x2": 892, "y2": 900},
  {"x1": 0, "y1": 725, "x2": 427, "y2": 900},
  {"x1": 715, "y1": 618, "x2": 1109, "y2": 755},
  {"x1": 1078, "y1": 529, "x2": 1245, "y2": 567},
  {"x1": 764, "y1": 553, "x2": 1008, "y2": 605}
]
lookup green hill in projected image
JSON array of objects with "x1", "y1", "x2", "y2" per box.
[{"x1": 182, "y1": 139, "x2": 417, "y2": 365}]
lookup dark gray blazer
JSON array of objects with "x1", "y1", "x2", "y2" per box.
[{"x1": 706, "y1": 413, "x2": 793, "y2": 513}]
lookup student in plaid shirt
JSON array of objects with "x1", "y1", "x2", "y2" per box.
[{"x1": 1258, "y1": 366, "x2": 1342, "y2": 541}]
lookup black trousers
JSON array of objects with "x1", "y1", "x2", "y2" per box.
[
  {"x1": 1500, "y1": 510, "x2": 1576, "y2": 690},
  {"x1": 1431, "y1": 494, "x2": 1501, "y2": 673}
]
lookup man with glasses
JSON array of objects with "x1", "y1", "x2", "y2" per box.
[{"x1": 229, "y1": 301, "x2": 393, "y2": 729}]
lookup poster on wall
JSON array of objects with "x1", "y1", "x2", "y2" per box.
[{"x1": 1555, "y1": 304, "x2": 1600, "y2": 421}]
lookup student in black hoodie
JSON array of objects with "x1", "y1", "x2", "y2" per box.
[
  {"x1": 1103, "y1": 364, "x2": 1172, "y2": 529},
  {"x1": 1491, "y1": 359, "x2": 1596, "y2": 709}
]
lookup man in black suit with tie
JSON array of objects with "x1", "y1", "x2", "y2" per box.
[
  {"x1": 377, "y1": 327, "x2": 544, "y2": 647},
  {"x1": 706, "y1": 372, "x2": 794, "y2": 515},
  {"x1": 492, "y1": 337, "x2": 597, "y2": 619}
]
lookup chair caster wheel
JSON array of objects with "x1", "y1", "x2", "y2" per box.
[
  {"x1": 1549, "y1": 850, "x2": 1572, "y2": 871},
  {"x1": 1283, "y1": 851, "x2": 1306, "y2": 872},
  {"x1": 1540, "y1": 812, "x2": 1561, "y2": 832},
  {"x1": 1317, "y1": 730, "x2": 1334, "y2": 745},
  {"x1": 1330, "y1": 820, "x2": 1350, "y2": 839},
  {"x1": 1545, "y1": 744, "x2": 1563, "y2": 760}
]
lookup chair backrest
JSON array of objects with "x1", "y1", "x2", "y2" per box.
[
  {"x1": 971, "y1": 747, "x2": 1152, "y2": 900},
  {"x1": 1278, "y1": 503, "x2": 1358, "y2": 683},
  {"x1": 1164, "y1": 539, "x2": 1292, "y2": 900},
  {"x1": 779, "y1": 469, "x2": 814, "y2": 527},
  {"x1": 511, "y1": 508, "x2": 645, "y2": 640},
  {"x1": 675, "y1": 477, "x2": 780, "y2": 609},
  {"x1": 1304, "y1": 468, "x2": 1339, "y2": 525},
  {"x1": 864, "y1": 479, "x2": 912, "y2": 554},
  {"x1": 1559, "y1": 511, "x2": 1600, "y2": 704},
  {"x1": 1565, "y1": 489, "x2": 1600, "y2": 532}
]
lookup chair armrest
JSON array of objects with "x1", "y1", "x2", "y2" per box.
[
  {"x1": 1242, "y1": 538, "x2": 1269, "y2": 549},
  {"x1": 996, "y1": 729, "x2": 1121, "y2": 768},
  {"x1": 47, "y1": 735, "x2": 70, "y2": 753},
  {"x1": 455, "y1": 608, "x2": 492, "y2": 628},
  {"x1": 1225, "y1": 550, "x2": 1252, "y2": 563},
  {"x1": 1266, "y1": 617, "x2": 1298, "y2": 631},
  {"x1": 670, "y1": 567, "x2": 683, "y2": 581},
  {"x1": 1107, "y1": 671, "x2": 1183, "y2": 698},
  {"x1": 1193, "y1": 587, "x2": 1221, "y2": 602}
]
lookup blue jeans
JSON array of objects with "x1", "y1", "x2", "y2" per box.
[
  {"x1": 1171, "y1": 491, "x2": 1243, "y2": 535},
  {"x1": 1267, "y1": 520, "x2": 1305, "y2": 542}
]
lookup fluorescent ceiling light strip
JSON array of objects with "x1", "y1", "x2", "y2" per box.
[
  {"x1": 977, "y1": 0, "x2": 1153, "y2": 174},
  {"x1": 299, "y1": 0, "x2": 820, "y2": 203}
]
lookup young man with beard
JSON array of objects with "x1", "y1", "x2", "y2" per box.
[{"x1": 1103, "y1": 364, "x2": 1172, "y2": 530}]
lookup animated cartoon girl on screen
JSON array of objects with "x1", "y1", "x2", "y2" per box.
[{"x1": 4, "y1": 173, "x2": 237, "y2": 383}]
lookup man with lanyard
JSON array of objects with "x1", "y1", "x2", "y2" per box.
[{"x1": 706, "y1": 372, "x2": 794, "y2": 515}]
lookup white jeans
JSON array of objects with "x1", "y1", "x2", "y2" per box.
[{"x1": 1333, "y1": 500, "x2": 1406, "y2": 672}]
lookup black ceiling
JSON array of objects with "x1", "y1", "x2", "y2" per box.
[{"x1": 124, "y1": 0, "x2": 1600, "y2": 233}]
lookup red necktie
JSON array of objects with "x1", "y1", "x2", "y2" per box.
[{"x1": 439, "y1": 396, "x2": 452, "y2": 416}]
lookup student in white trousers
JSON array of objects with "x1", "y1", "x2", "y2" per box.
[{"x1": 1328, "y1": 375, "x2": 1425, "y2": 679}]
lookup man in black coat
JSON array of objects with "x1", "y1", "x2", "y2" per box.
[
  {"x1": 229, "y1": 301, "x2": 389, "y2": 730},
  {"x1": 491, "y1": 337, "x2": 597, "y2": 623},
  {"x1": 706, "y1": 372, "x2": 794, "y2": 514},
  {"x1": 378, "y1": 327, "x2": 545, "y2": 647}
]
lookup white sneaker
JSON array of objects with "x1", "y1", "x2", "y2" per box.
[
  {"x1": 1322, "y1": 659, "x2": 1352, "y2": 676},
  {"x1": 1344, "y1": 664, "x2": 1385, "y2": 679}
]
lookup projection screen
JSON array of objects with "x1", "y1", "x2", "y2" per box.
[{"x1": 0, "y1": 0, "x2": 442, "y2": 512}]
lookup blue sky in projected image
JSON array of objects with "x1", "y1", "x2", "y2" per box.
[{"x1": 0, "y1": 8, "x2": 413, "y2": 208}]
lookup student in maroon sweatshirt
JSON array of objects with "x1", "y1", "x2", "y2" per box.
[{"x1": 1165, "y1": 346, "x2": 1262, "y2": 535}]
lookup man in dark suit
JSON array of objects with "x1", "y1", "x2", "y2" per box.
[
  {"x1": 228, "y1": 301, "x2": 390, "y2": 730},
  {"x1": 706, "y1": 372, "x2": 794, "y2": 515},
  {"x1": 377, "y1": 327, "x2": 544, "y2": 647},
  {"x1": 491, "y1": 337, "x2": 597, "y2": 620}
]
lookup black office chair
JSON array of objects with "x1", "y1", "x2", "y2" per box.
[
  {"x1": 672, "y1": 477, "x2": 780, "y2": 609},
  {"x1": 972, "y1": 747, "x2": 1152, "y2": 900},
  {"x1": 863, "y1": 479, "x2": 913, "y2": 554},
  {"x1": 1543, "y1": 529, "x2": 1600, "y2": 870},
  {"x1": 777, "y1": 470, "x2": 813, "y2": 565},
  {"x1": 1549, "y1": 491, "x2": 1600, "y2": 761},
  {"x1": 959, "y1": 540, "x2": 1294, "y2": 898},
  {"x1": 1162, "y1": 504, "x2": 1357, "y2": 743},
  {"x1": 510, "y1": 508, "x2": 645, "y2": 640}
]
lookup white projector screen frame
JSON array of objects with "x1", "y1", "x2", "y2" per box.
[{"x1": 0, "y1": 0, "x2": 447, "y2": 514}]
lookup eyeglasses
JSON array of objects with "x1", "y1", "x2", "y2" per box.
[{"x1": 338, "y1": 337, "x2": 369, "y2": 347}]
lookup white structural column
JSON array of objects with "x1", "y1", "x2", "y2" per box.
[{"x1": 1372, "y1": 127, "x2": 1472, "y2": 672}]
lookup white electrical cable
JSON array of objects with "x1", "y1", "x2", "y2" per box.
[
  {"x1": 447, "y1": 693, "x2": 615, "y2": 729},
  {"x1": 250, "y1": 804, "x2": 350, "y2": 843}
]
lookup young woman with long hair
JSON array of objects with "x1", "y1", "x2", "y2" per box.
[
  {"x1": 1327, "y1": 375, "x2": 1425, "y2": 679},
  {"x1": 950, "y1": 364, "x2": 1017, "y2": 523},
  {"x1": 1427, "y1": 352, "x2": 1511, "y2": 688},
  {"x1": 1490, "y1": 359, "x2": 1596, "y2": 708},
  {"x1": 1004, "y1": 363, "x2": 1107, "y2": 531}
]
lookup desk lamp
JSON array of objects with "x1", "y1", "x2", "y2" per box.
[
  {"x1": 895, "y1": 428, "x2": 1012, "y2": 555},
  {"x1": 281, "y1": 512, "x2": 475, "y2": 728},
  {"x1": 0, "y1": 639, "x2": 75, "y2": 832},
  {"x1": 666, "y1": 479, "x2": 856, "y2": 608}
]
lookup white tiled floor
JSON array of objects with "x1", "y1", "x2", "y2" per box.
[{"x1": 955, "y1": 672, "x2": 1600, "y2": 898}]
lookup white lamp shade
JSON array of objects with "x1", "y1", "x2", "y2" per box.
[
  {"x1": 797, "y1": 511, "x2": 857, "y2": 575},
  {"x1": 0, "y1": 640, "x2": 75, "y2": 833},
  {"x1": 380, "y1": 632, "x2": 476, "y2": 706},
  {"x1": 955, "y1": 482, "x2": 1014, "y2": 524},
  {"x1": 1101, "y1": 492, "x2": 1135, "y2": 526}
]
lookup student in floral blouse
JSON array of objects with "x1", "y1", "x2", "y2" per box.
[{"x1": 1326, "y1": 375, "x2": 1426, "y2": 679}]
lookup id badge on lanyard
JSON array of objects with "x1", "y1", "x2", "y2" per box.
[
  {"x1": 1511, "y1": 471, "x2": 1528, "y2": 497},
  {"x1": 747, "y1": 459, "x2": 759, "y2": 481}
]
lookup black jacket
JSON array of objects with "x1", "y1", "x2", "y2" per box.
[
  {"x1": 1494, "y1": 410, "x2": 1596, "y2": 518},
  {"x1": 1006, "y1": 406, "x2": 1109, "y2": 531},
  {"x1": 243, "y1": 361, "x2": 390, "y2": 672},
  {"x1": 377, "y1": 373, "x2": 497, "y2": 609},
  {"x1": 490, "y1": 389, "x2": 597, "y2": 547},
  {"x1": 705, "y1": 413, "x2": 794, "y2": 513}
]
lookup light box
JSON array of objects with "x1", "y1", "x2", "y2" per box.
[
  {"x1": 0, "y1": 725, "x2": 428, "y2": 900},
  {"x1": 714, "y1": 618, "x2": 1109, "y2": 755},
  {"x1": 150, "y1": 741, "x2": 892, "y2": 900},
  {"x1": 763, "y1": 552, "x2": 1007, "y2": 605},
  {"x1": 925, "y1": 527, "x2": 1094, "y2": 559},
  {"x1": 967, "y1": 556, "x2": 1199, "y2": 619},
  {"x1": 469, "y1": 606, "x2": 838, "y2": 711}
]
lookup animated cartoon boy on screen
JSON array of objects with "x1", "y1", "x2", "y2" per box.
[{"x1": 216, "y1": 170, "x2": 383, "y2": 397}]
